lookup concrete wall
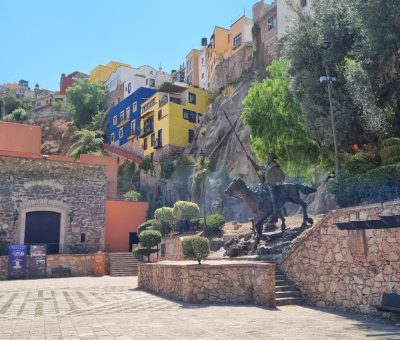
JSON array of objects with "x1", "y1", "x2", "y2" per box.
[
  {"x1": 105, "y1": 200, "x2": 149, "y2": 252},
  {"x1": 0, "y1": 122, "x2": 41, "y2": 155},
  {"x1": 281, "y1": 200, "x2": 400, "y2": 315},
  {"x1": 138, "y1": 261, "x2": 275, "y2": 306}
]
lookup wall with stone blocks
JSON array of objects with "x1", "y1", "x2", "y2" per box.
[
  {"x1": 0, "y1": 253, "x2": 110, "y2": 279},
  {"x1": 159, "y1": 236, "x2": 184, "y2": 261},
  {"x1": 281, "y1": 200, "x2": 400, "y2": 315},
  {"x1": 138, "y1": 261, "x2": 275, "y2": 307}
]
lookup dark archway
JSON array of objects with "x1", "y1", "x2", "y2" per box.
[{"x1": 25, "y1": 211, "x2": 61, "y2": 254}]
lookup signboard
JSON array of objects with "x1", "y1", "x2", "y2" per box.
[
  {"x1": 29, "y1": 245, "x2": 47, "y2": 279},
  {"x1": 8, "y1": 245, "x2": 27, "y2": 280}
]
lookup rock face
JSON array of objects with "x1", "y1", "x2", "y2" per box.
[{"x1": 281, "y1": 200, "x2": 400, "y2": 315}]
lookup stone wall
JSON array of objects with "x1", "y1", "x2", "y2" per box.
[
  {"x1": 281, "y1": 200, "x2": 400, "y2": 315},
  {"x1": 209, "y1": 45, "x2": 254, "y2": 94},
  {"x1": 159, "y1": 236, "x2": 184, "y2": 261},
  {"x1": 0, "y1": 253, "x2": 110, "y2": 279},
  {"x1": 0, "y1": 155, "x2": 107, "y2": 252},
  {"x1": 138, "y1": 261, "x2": 275, "y2": 306}
]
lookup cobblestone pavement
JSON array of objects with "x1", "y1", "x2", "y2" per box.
[{"x1": 0, "y1": 276, "x2": 399, "y2": 339}]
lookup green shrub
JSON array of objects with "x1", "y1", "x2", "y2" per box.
[
  {"x1": 139, "y1": 158, "x2": 154, "y2": 173},
  {"x1": 342, "y1": 152, "x2": 380, "y2": 174},
  {"x1": 154, "y1": 207, "x2": 174, "y2": 224},
  {"x1": 206, "y1": 214, "x2": 225, "y2": 236},
  {"x1": 182, "y1": 236, "x2": 210, "y2": 264},
  {"x1": 133, "y1": 248, "x2": 159, "y2": 262},
  {"x1": 176, "y1": 155, "x2": 195, "y2": 169},
  {"x1": 329, "y1": 164, "x2": 400, "y2": 207},
  {"x1": 381, "y1": 138, "x2": 400, "y2": 165},
  {"x1": 134, "y1": 230, "x2": 162, "y2": 262},
  {"x1": 138, "y1": 219, "x2": 161, "y2": 234},
  {"x1": 190, "y1": 218, "x2": 205, "y2": 230},
  {"x1": 122, "y1": 190, "x2": 141, "y2": 201},
  {"x1": 172, "y1": 201, "x2": 200, "y2": 221},
  {"x1": 10, "y1": 108, "x2": 27, "y2": 121},
  {"x1": 382, "y1": 137, "x2": 400, "y2": 148},
  {"x1": 160, "y1": 159, "x2": 176, "y2": 179}
]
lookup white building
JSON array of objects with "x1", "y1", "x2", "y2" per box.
[
  {"x1": 198, "y1": 46, "x2": 209, "y2": 90},
  {"x1": 277, "y1": 0, "x2": 313, "y2": 40},
  {"x1": 104, "y1": 65, "x2": 171, "y2": 99}
]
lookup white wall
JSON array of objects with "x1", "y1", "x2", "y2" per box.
[
  {"x1": 277, "y1": 0, "x2": 313, "y2": 40},
  {"x1": 198, "y1": 47, "x2": 209, "y2": 90}
]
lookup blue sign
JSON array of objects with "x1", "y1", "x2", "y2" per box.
[{"x1": 8, "y1": 245, "x2": 27, "y2": 279}]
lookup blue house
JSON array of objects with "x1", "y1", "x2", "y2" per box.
[{"x1": 108, "y1": 87, "x2": 157, "y2": 147}]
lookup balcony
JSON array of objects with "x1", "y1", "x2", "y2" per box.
[
  {"x1": 139, "y1": 122, "x2": 154, "y2": 138},
  {"x1": 153, "y1": 139, "x2": 162, "y2": 150}
]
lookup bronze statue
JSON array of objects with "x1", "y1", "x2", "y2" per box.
[{"x1": 224, "y1": 178, "x2": 316, "y2": 251}]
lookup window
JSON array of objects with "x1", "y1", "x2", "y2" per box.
[
  {"x1": 187, "y1": 58, "x2": 193, "y2": 71},
  {"x1": 268, "y1": 16, "x2": 277, "y2": 30},
  {"x1": 149, "y1": 78, "x2": 155, "y2": 87},
  {"x1": 188, "y1": 129, "x2": 194, "y2": 143},
  {"x1": 126, "y1": 106, "x2": 130, "y2": 120},
  {"x1": 158, "y1": 109, "x2": 162, "y2": 120},
  {"x1": 151, "y1": 133, "x2": 155, "y2": 147},
  {"x1": 300, "y1": 0, "x2": 307, "y2": 7},
  {"x1": 157, "y1": 129, "x2": 162, "y2": 146},
  {"x1": 113, "y1": 115, "x2": 117, "y2": 125},
  {"x1": 143, "y1": 138, "x2": 148, "y2": 150},
  {"x1": 130, "y1": 120, "x2": 135, "y2": 135},
  {"x1": 197, "y1": 113, "x2": 203, "y2": 123},
  {"x1": 233, "y1": 34, "x2": 242, "y2": 48},
  {"x1": 120, "y1": 111, "x2": 124, "y2": 121},
  {"x1": 188, "y1": 92, "x2": 196, "y2": 104},
  {"x1": 119, "y1": 127, "x2": 124, "y2": 138},
  {"x1": 127, "y1": 82, "x2": 132, "y2": 94},
  {"x1": 133, "y1": 101, "x2": 137, "y2": 112},
  {"x1": 183, "y1": 109, "x2": 197, "y2": 123},
  {"x1": 111, "y1": 133, "x2": 115, "y2": 143},
  {"x1": 80, "y1": 233, "x2": 86, "y2": 243}
]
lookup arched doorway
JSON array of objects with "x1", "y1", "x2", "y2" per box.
[{"x1": 25, "y1": 211, "x2": 61, "y2": 254}]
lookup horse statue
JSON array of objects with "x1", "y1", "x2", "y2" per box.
[{"x1": 224, "y1": 178, "x2": 316, "y2": 251}]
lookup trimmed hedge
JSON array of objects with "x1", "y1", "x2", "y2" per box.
[
  {"x1": 138, "y1": 219, "x2": 161, "y2": 235},
  {"x1": 206, "y1": 214, "x2": 225, "y2": 236},
  {"x1": 172, "y1": 201, "x2": 200, "y2": 221},
  {"x1": 182, "y1": 236, "x2": 210, "y2": 264},
  {"x1": 329, "y1": 164, "x2": 400, "y2": 207}
]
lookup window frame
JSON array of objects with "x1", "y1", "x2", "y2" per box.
[
  {"x1": 113, "y1": 115, "x2": 117, "y2": 125},
  {"x1": 267, "y1": 16, "x2": 277, "y2": 30},
  {"x1": 188, "y1": 92, "x2": 197, "y2": 105},
  {"x1": 119, "y1": 127, "x2": 124, "y2": 138},
  {"x1": 130, "y1": 120, "x2": 135, "y2": 136},
  {"x1": 183, "y1": 109, "x2": 197, "y2": 123},
  {"x1": 120, "y1": 110, "x2": 125, "y2": 122},
  {"x1": 133, "y1": 101, "x2": 137, "y2": 112},
  {"x1": 126, "y1": 106, "x2": 130, "y2": 120},
  {"x1": 111, "y1": 133, "x2": 115, "y2": 143},
  {"x1": 233, "y1": 33, "x2": 242, "y2": 48}
]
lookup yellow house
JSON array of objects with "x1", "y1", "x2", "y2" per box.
[
  {"x1": 90, "y1": 61, "x2": 130, "y2": 84},
  {"x1": 185, "y1": 49, "x2": 200, "y2": 86},
  {"x1": 207, "y1": 26, "x2": 230, "y2": 85},
  {"x1": 140, "y1": 83, "x2": 209, "y2": 158},
  {"x1": 229, "y1": 15, "x2": 254, "y2": 56}
]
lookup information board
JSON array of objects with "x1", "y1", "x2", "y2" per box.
[
  {"x1": 29, "y1": 245, "x2": 47, "y2": 279},
  {"x1": 8, "y1": 245, "x2": 27, "y2": 280}
]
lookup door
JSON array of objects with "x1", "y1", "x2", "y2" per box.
[{"x1": 129, "y1": 232, "x2": 140, "y2": 252}]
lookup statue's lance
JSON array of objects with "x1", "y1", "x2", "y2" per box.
[{"x1": 222, "y1": 109, "x2": 263, "y2": 183}]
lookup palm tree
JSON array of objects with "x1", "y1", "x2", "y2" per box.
[{"x1": 68, "y1": 129, "x2": 104, "y2": 159}]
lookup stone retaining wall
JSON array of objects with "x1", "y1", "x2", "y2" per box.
[
  {"x1": 0, "y1": 253, "x2": 110, "y2": 279},
  {"x1": 138, "y1": 261, "x2": 275, "y2": 306},
  {"x1": 281, "y1": 200, "x2": 400, "y2": 315},
  {"x1": 159, "y1": 236, "x2": 184, "y2": 261}
]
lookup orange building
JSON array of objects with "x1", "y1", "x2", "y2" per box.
[
  {"x1": 0, "y1": 121, "x2": 42, "y2": 156},
  {"x1": 105, "y1": 200, "x2": 149, "y2": 252}
]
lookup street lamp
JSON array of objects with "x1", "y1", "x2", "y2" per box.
[
  {"x1": 202, "y1": 168, "x2": 209, "y2": 236},
  {"x1": 319, "y1": 38, "x2": 339, "y2": 179}
]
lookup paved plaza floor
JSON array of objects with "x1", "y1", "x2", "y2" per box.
[{"x1": 0, "y1": 276, "x2": 399, "y2": 339}]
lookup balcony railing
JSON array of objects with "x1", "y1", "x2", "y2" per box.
[{"x1": 139, "y1": 123, "x2": 154, "y2": 138}]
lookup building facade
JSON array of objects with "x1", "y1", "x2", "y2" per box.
[
  {"x1": 108, "y1": 87, "x2": 157, "y2": 148},
  {"x1": 90, "y1": 61, "x2": 130, "y2": 84},
  {"x1": 229, "y1": 15, "x2": 254, "y2": 57},
  {"x1": 60, "y1": 71, "x2": 89, "y2": 95},
  {"x1": 277, "y1": 0, "x2": 313, "y2": 40},
  {"x1": 185, "y1": 49, "x2": 200, "y2": 86},
  {"x1": 198, "y1": 44, "x2": 209, "y2": 90},
  {"x1": 139, "y1": 83, "x2": 209, "y2": 158}
]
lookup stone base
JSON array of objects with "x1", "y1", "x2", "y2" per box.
[{"x1": 138, "y1": 260, "x2": 275, "y2": 307}]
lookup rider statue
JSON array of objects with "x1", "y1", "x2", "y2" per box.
[{"x1": 247, "y1": 152, "x2": 285, "y2": 223}]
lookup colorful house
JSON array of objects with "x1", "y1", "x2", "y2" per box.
[
  {"x1": 108, "y1": 87, "x2": 157, "y2": 148},
  {"x1": 229, "y1": 15, "x2": 254, "y2": 56},
  {"x1": 185, "y1": 49, "x2": 201, "y2": 86},
  {"x1": 90, "y1": 61, "x2": 130, "y2": 84},
  {"x1": 139, "y1": 83, "x2": 209, "y2": 158}
]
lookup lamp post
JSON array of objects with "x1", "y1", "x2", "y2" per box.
[
  {"x1": 319, "y1": 38, "x2": 339, "y2": 179},
  {"x1": 202, "y1": 168, "x2": 208, "y2": 236}
]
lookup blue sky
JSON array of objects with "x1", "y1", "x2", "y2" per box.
[{"x1": 1, "y1": 0, "x2": 259, "y2": 91}]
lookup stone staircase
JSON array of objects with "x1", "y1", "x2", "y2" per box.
[
  {"x1": 275, "y1": 266, "x2": 304, "y2": 306},
  {"x1": 109, "y1": 253, "x2": 138, "y2": 276}
]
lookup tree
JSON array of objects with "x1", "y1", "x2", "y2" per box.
[
  {"x1": 122, "y1": 190, "x2": 141, "y2": 201},
  {"x1": 10, "y1": 108, "x2": 28, "y2": 121},
  {"x1": 66, "y1": 79, "x2": 106, "y2": 128},
  {"x1": 155, "y1": 207, "x2": 175, "y2": 235},
  {"x1": 133, "y1": 230, "x2": 162, "y2": 262},
  {"x1": 67, "y1": 129, "x2": 103, "y2": 159},
  {"x1": 242, "y1": 60, "x2": 319, "y2": 176},
  {"x1": 172, "y1": 201, "x2": 200, "y2": 233},
  {"x1": 182, "y1": 236, "x2": 210, "y2": 264}
]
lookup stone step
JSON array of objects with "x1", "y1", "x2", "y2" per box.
[
  {"x1": 275, "y1": 274, "x2": 286, "y2": 280},
  {"x1": 276, "y1": 291, "x2": 302, "y2": 298},
  {"x1": 275, "y1": 279, "x2": 289, "y2": 286},
  {"x1": 276, "y1": 297, "x2": 304, "y2": 306},
  {"x1": 275, "y1": 285, "x2": 297, "y2": 292}
]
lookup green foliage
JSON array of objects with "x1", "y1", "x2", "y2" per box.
[
  {"x1": 329, "y1": 164, "x2": 400, "y2": 207},
  {"x1": 51, "y1": 100, "x2": 63, "y2": 111},
  {"x1": 138, "y1": 219, "x2": 161, "y2": 235},
  {"x1": 0, "y1": 90, "x2": 31, "y2": 116},
  {"x1": 117, "y1": 161, "x2": 138, "y2": 196},
  {"x1": 191, "y1": 171, "x2": 203, "y2": 200},
  {"x1": 190, "y1": 218, "x2": 205, "y2": 230},
  {"x1": 67, "y1": 129, "x2": 103, "y2": 159},
  {"x1": 154, "y1": 207, "x2": 174, "y2": 224},
  {"x1": 342, "y1": 152, "x2": 380, "y2": 175},
  {"x1": 9, "y1": 108, "x2": 27, "y2": 121},
  {"x1": 89, "y1": 110, "x2": 107, "y2": 131},
  {"x1": 160, "y1": 158, "x2": 175, "y2": 179},
  {"x1": 182, "y1": 236, "x2": 210, "y2": 264},
  {"x1": 176, "y1": 155, "x2": 195, "y2": 169},
  {"x1": 381, "y1": 138, "x2": 400, "y2": 165},
  {"x1": 66, "y1": 79, "x2": 106, "y2": 128},
  {"x1": 122, "y1": 190, "x2": 141, "y2": 202},
  {"x1": 133, "y1": 248, "x2": 159, "y2": 262},
  {"x1": 139, "y1": 230, "x2": 162, "y2": 249},
  {"x1": 206, "y1": 214, "x2": 225, "y2": 236},
  {"x1": 172, "y1": 201, "x2": 200, "y2": 221},
  {"x1": 241, "y1": 60, "x2": 319, "y2": 176},
  {"x1": 139, "y1": 158, "x2": 154, "y2": 173}
]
